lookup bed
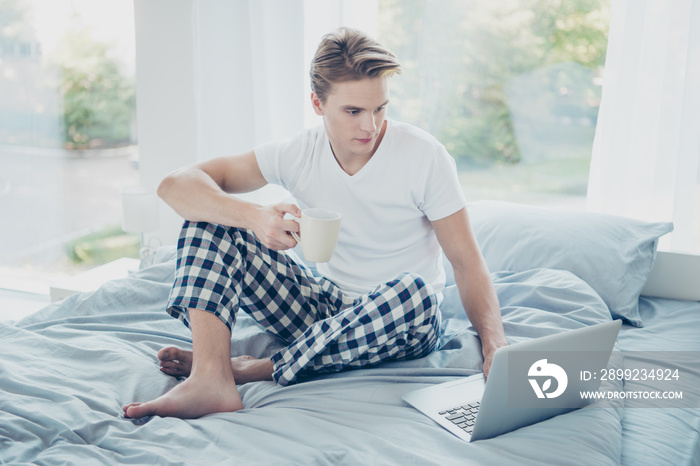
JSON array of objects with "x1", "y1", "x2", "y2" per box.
[{"x1": 1, "y1": 201, "x2": 699, "y2": 465}]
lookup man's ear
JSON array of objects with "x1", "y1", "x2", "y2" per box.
[{"x1": 311, "y1": 92, "x2": 324, "y2": 116}]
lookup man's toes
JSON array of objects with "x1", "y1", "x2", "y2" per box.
[
  {"x1": 125, "y1": 399, "x2": 166, "y2": 419},
  {"x1": 158, "y1": 347, "x2": 193, "y2": 367},
  {"x1": 123, "y1": 402, "x2": 149, "y2": 419},
  {"x1": 122, "y1": 402, "x2": 138, "y2": 415},
  {"x1": 233, "y1": 355, "x2": 255, "y2": 362},
  {"x1": 160, "y1": 359, "x2": 181, "y2": 369},
  {"x1": 160, "y1": 363, "x2": 186, "y2": 376},
  {"x1": 161, "y1": 357, "x2": 191, "y2": 374},
  {"x1": 158, "y1": 346, "x2": 178, "y2": 361}
]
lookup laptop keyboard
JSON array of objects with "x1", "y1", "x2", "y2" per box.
[{"x1": 438, "y1": 401, "x2": 481, "y2": 434}]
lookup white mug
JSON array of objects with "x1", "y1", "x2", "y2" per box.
[{"x1": 291, "y1": 208, "x2": 341, "y2": 263}]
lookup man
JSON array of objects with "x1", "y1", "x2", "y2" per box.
[{"x1": 123, "y1": 27, "x2": 507, "y2": 420}]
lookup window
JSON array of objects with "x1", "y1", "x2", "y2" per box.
[
  {"x1": 377, "y1": 0, "x2": 610, "y2": 208},
  {"x1": 0, "y1": 0, "x2": 138, "y2": 293},
  {"x1": 1, "y1": 1, "x2": 614, "y2": 293}
]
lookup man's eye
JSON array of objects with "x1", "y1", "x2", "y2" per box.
[{"x1": 348, "y1": 110, "x2": 360, "y2": 115}]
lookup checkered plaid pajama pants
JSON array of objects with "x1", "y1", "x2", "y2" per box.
[{"x1": 166, "y1": 221, "x2": 441, "y2": 386}]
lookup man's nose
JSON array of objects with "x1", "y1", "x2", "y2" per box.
[{"x1": 360, "y1": 113, "x2": 376, "y2": 133}]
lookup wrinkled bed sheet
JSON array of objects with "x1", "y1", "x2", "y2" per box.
[
  {"x1": 1, "y1": 251, "x2": 624, "y2": 465},
  {"x1": 617, "y1": 297, "x2": 700, "y2": 466}
]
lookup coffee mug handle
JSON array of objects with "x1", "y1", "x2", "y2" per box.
[{"x1": 290, "y1": 217, "x2": 301, "y2": 243}]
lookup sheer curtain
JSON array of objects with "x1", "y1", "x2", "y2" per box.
[
  {"x1": 134, "y1": 0, "x2": 377, "y2": 245},
  {"x1": 586, "y1": 0, "x2": 700, "y2": 253}
]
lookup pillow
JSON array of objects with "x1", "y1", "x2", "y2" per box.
[{"x1": 466, "y1": 201, "x2": 673, "y2": 327}]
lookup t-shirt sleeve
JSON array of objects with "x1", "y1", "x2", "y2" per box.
[
  {"x1": 253, "y1": 131, "x2": 308, "y2": 191},
  {"x1": 254, "y1": 139, "x2": 285, "y2": 187},
  {"x1": 420, "y1": 144, "x2": 467, "y2": 221}
]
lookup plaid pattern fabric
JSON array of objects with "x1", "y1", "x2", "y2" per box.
[{"x1": 167, "y1": 221, "x2": 441, "y2": 386}]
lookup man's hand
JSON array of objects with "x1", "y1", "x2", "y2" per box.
[
  {"x1": 482, "y1": 339, "x2": 508, "y2": 379},
  {"x1": 250, "y1": 203, "x2": 302, "y2": 250}
]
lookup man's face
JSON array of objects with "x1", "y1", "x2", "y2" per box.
[{"x1": 312, "y1": 77, "x2": 389, "y2": 164}]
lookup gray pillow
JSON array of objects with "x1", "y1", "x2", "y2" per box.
[{"x1": 466, "y1": 201, "x2": 673, "y2": 327}]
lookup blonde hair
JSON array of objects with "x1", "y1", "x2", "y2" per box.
[{"x1": 310, "y1": 27, "x2": 402, "y2": 102}]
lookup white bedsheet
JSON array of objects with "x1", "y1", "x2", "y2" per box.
[{"x1": 0, "y1": 253, "x2": 625, "y2": 465}]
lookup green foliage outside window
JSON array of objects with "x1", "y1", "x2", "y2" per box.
[
  {"x1": 378, "y1": 0, "x2": 610, "y2": 169},
  {"x1": 53, "y1": 27, "x2": 136, "y2": 149},
  {"x1": 65, "y1": 224, "x2": 140, "y2": 267}
]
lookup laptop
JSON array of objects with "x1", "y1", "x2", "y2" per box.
[{"x1": 401, "y1": 319, "x2": 622, "y2": 442}]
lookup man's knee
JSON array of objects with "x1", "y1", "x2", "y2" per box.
[
  {"x1": 388, "y1": 273, "x2": 440, "y2": 357},
  {"x1": 393, "y1": 272, "x2": 439, "y2": 314},
  {"x1": 180, "y1": 220, "x2": 243, "y2": 240},
  {"x1": 178, "y1": 222, "x2": 255, "y2": 254},
  {"x1": 179, "y1": 220, "x2": 223, "y2": 246}
]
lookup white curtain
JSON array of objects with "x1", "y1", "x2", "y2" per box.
[
  {"x1": 134, "y1": 0, "x2": 378, "y2": 244},
  {"x1": 586, "y1": 0, "x2": 700, "y2": 253},
  {"x1": 194, "y1": 0, "x2": 378, "y2": 159},
  {"x1": 191, "y1": 0, "x2": 305, "y2": 160}
]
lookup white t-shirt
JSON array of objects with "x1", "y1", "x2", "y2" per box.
[{"x1": 254, "y1": 119, "x2": 466, "y2": 296}]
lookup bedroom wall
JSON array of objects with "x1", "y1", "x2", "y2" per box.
[
  {"x1": 134, "y1": 0, "x2": 306, "y2": 246},
  {"x1": 134, "y1": 0, "x2": 379, "y2": 247},
  {"x1": 134, "y1": 0, "x2": 199, "y2": 246}
]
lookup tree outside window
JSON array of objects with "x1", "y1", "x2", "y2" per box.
[{"x1": 378, "y1": 0, "x2": 610, "y2": 205}]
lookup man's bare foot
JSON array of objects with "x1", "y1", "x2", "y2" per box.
[
  {"x1": 230, "y1": 355, "x2": 274, "y2": 384},
  {"x1": 122, "y1": 371, "x2": 244, "y2": 419},
  {"x1": 159, "y1": 347, "x2": 273, "y2": 384},
  {"x1": 157, "y1": 347, "x2": 193, "y2": 377}
]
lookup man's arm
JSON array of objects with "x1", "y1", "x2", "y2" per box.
[
  {"x1": 157, "y1": 150, "x2": 300, "y2": 250},
  {"x1": 432, "y1": 207, "x2": 507, "y2": 377}
]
